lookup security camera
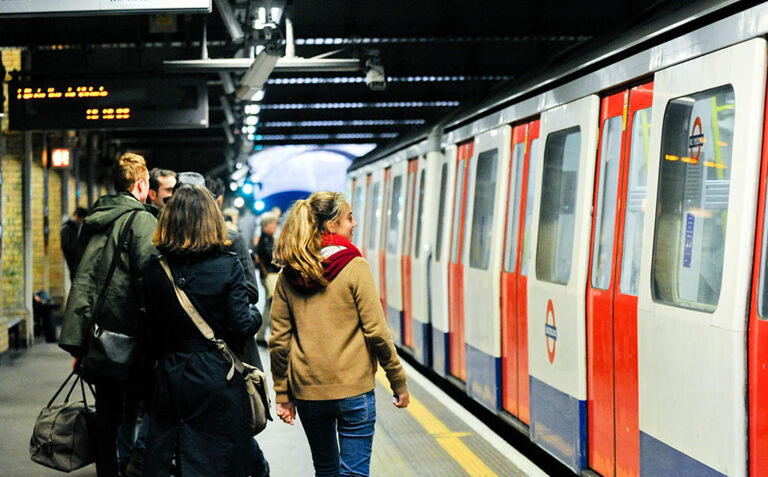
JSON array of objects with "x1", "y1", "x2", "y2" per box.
[{"x1": 365, "y1": 58, "x2": 386, "y2": 91}]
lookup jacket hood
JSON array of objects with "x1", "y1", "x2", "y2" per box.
[{"x1": 82, "y1": 192, "x2": 150, "y2": 230}]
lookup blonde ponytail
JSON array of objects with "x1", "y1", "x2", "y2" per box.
[{"x1": 273, "y1": 191, "x2": 349, "y2": 286}]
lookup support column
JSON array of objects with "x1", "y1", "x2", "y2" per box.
[{"x1": 22, "y1": 132, "x2": 33, "y2": 346}]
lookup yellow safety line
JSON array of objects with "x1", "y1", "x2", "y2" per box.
[{"x1": 376, "y1": 370, "x2": 498, "y2": 477}]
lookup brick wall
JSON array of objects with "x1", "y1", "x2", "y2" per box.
[{"x1": 49, "y1": 170, "x2": 63, "y2": 300}]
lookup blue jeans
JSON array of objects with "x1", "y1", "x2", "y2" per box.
[{"x1": 296, "y1": 390, "x2": 376, "y2": 477}]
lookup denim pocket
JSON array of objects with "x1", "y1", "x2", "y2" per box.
[{"x1": 338, "y1": 390, "x2": 376, "y2": 424}]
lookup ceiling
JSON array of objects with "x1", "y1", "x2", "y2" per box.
[{"x1": 0, "y1": 0, "x2": 681, "y2": 174}]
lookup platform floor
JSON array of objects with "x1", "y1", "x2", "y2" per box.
[{"x1": 0, "y1": 342, "x2": 545, "y2": 476}]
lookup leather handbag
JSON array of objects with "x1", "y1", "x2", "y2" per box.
[
  {"x1": 30, "y1": 370, "x2": 96, "y2": 471},
  {"x1": 159, "y1": 256, "x2": 272, "y2": 435},
  {"x1": 80, "y1": 211, "x2": 147, "y2": 384}
]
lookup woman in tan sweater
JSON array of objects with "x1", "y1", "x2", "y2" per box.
[{"x1": 269, "y1": 191, "x2": 409, "y2": 476}]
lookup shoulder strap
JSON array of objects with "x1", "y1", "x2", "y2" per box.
[
  {"x1": 91, "y1": 210, "x2": 139, "y2": 325},
  {"x1": 158, "y1": 256, "x2": 253, "y2": 380}
]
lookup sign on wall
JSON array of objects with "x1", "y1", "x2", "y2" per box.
[
  {"x1": 0, "y1": 0, "x2": 210, "y2": 15},
  {"x1": 9, "y1": 77, "x2": 209, "y2": 131}
]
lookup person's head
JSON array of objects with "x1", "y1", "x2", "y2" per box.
[
  {"x1": 112, "y1": 152, "x2": 150, "y2": 202},
  {"x1": 147, "y1": 168, "x2": 177, "y2": 207},
  {"x1": 273, "y1": 191, "x2": 356, "y2": 285},
  {"x1": 153, "y1": 184, "x2": 232, "y2": 255},
  {"x1": 72, "y1": 207, "x2": 88, "y2": 223},
  {"x1": 270, "y1": 206, "x2": 282, "y2": 218},
  {"x1": 205, "y1": 176, "x2": 226, "y2": 208},
  {"x1": 260, "y1": 212, "x2": 278, "y2": 236}
]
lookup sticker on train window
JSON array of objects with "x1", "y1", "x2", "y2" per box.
[{"x1": 652, "y1": 85, "x2": 734, "y2": 311}]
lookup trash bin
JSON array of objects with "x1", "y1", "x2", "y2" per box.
[{"x1": 33, "y1": 290, "x2": 58, "y2": 343}]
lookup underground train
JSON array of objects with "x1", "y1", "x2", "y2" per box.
[{"x1": 344, "y1": 3, "x2": 768, "y2": 476}]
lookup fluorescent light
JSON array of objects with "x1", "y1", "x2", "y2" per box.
[
  {"x1": 242, "y1": 183, "x2": 253, "y2": 195},
  {"x1": 244, "y1": 104, "x2": 261, "y2": 115},
  {"x1": 213, "y1": 0, "x2": 244, "y2": 43},
  {"x1": 245, "y1": 115, "x2": 259, "y2": 126},
  {"x1": 233, "y1": 197, "x2": 245, "y2": 208},
  {"x1": 270, "y1": 7, "x2": 282, "y2": 23}
]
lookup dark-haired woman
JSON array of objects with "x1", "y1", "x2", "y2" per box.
[
  {"x1": 142, "y1": 184, "x2": 260, "y2": 477},
  {"x1": 269, "y1": 191, "x2": 409, "y2": 477}
]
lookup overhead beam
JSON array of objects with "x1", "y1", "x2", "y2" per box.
[{"x1": 164, "y1": 57, "x2": 361, "y2": 73}]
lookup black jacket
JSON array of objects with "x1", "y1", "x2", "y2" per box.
[
  {"x1": 60, "y1": 218, "x2": 80, "y2": 277},
  {"x1": 143, "y1": 251, "x2": 259, "y2": 477}
]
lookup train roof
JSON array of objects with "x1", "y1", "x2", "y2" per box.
[{"x1": 348, "y1": 0, "x2": 760, "y2": 173}]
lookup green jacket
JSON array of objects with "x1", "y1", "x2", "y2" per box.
[{"x1": 59, "y1": 192, "x2": 158, "y2": 357}]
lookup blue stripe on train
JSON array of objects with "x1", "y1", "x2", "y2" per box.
[
  {"x1": 412, "y1": 320, "x2": 432, "y2": 367},
  {"x1": 431, "y1": 328, "x2": 449, "y2": 377},
  {"x1": 640, "y1": 431, "x2": 727, "y2": 477},
  {"x1": 529, "y1": 376, "x2": 586, "y2": 473},
  {"x1": 386, "y1": 305, "x2": 403, "y2": 346},
  {"x1": 466, "y1": 344, "x2": 501, "y2": 411}
]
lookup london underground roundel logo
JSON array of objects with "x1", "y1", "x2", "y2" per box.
[{"x1": 545, "y1": 299, "x2": 557, "y2": 364}]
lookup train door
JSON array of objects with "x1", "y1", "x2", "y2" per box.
[
  {"x1": 528, "y1": 95, "x2": 600, "y2": 473},
  {"x1": 586, "y1": 82, "x2": 653, "y2": 477},
  {"x1": 448, "y1": 140, "x2": 474, "y2": 382},
  {"x1": 501, "y1": 119, "x2": 539, "y2": 426},
  {"x1": 384, "y1": 161, "x2": 406, "y2": 341},
  {"x1": 463, "y1": 126, "x2": 511, "y2": 410},
  {"x1": 410, "y1": 156, "x2": 431, "y2": 365},
  {"x1": 401, "y1": 158, "x2": 419, "y2": 349},
  {"x1": 367, "y1": 169, "x2": 385, "y2": 305},
  {"x1": 430, "y1": 145, "x2": 457, "y2": 376},
  {"x1": 750, "y1": 46, "x2": 768, "y2": 477},
  {"x1": 637, "y1": 39, "x2": 765, "y2": 477}
]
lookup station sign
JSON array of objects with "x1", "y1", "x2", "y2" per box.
[
  {"x1": 9, "y1": 77, "x2": 209, "y2": 131},
  {"x1": 0, "y1": 1, "x2": 211, "y2": 16}
]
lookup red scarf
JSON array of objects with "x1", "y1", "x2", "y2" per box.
[{"x1": 284, "y1": 233, "x2": 362, "y2": 292}]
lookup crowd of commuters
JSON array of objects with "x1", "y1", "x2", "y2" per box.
[{"x1": 57, "y1": 152, "x2": 408, "y2": 477}]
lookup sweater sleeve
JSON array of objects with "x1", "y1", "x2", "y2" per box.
[
  {"x1": 268, "y1": 272, "x2": 293, "y2": 403},
  {"x1": 351, "y1": 258, "x2": 408, "y2": 396}
]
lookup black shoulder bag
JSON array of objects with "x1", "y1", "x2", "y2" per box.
[{"x1": 80, "y1": 210, "x2": 146, "y2": 384}]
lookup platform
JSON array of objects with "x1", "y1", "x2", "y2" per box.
[{"x1": 0, "y1": 342, "x2": 545, "y2": 476}]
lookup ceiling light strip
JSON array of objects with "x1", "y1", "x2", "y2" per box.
[
  {"x1": 254, "y1": 133, "x2": 400, "y2": 141},
  {"x1": 259, "y1": 101, "x2": 459, "y2": 110},
  {"x1": 295, "y1": 36, "x2": 590, "y2": 45},
  {"x1": 266, "y1": 75, "x2": 510, "y2": 85},
  {"x1": 262, "y1": 119, "x2": 426, "y2": 127}
]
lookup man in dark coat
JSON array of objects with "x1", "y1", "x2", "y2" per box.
[
  {"x1": 60, "y1": 152, "x2": 158, "y2": 477},
  {"x1": 60, "y1": 206, "x2": 87, "y2": 278}
]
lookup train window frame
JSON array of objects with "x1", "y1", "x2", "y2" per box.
[
  {"x1": 536, "y1": 126, "x2": 582, "y2": 285},
  {"x1": 469, "y1": 148, "x2": 499, "y2": 270},
  {"x1": 353, "y1": 184, "x2": 365, "y2": 245},
  {"x1": 387, "y1": 174, "x2": 404, "y2": 255},
  {"x1": 521, "y1": 138, "x2": 539, "y2": 277},
  {"x1": 367, "y1": 181, "x2": 382, "y2": 251},
  {"x1": 619, "y1": 106, "x2": 652, "y2": 296},
  {"x1": 503, "y1": 142, "x2": 525, "y2": 273},
  {"x1": 450, "y1": 159, "x2": 467, "y2": 263},
  {"x1": 758, "y1": 184, "x2": 768, "y2": 318},
  {"x1": 435, "y1": 162, "x2": 449, "y2": 262},
  {"x1": 591, "y1": 115, "x2": 623, "y2": 290},
  {"x1": 651, "y1": 85, "x2": 735, "y2": 313},
  {"x1": 414, "y1": 169, "x2": 426, "y2": 259}
]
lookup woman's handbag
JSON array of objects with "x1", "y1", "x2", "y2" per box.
[
  {"x1": 80, "y1": 210, "x2": 147, "y2": 384},
  {"x1": 30, "y1": 370, "x2": 96, "y2": 471},
  {"x1": 158, "y1": 256, "x2": 272, "y2": 435}
]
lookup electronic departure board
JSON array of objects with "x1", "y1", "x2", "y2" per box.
[{"x1": 9, "y1": 78, "x2": 208, "y2": 131}]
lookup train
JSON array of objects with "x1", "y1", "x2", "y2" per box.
[{"x1": 344, "y1": 2, "x2": 768, "y2": 476}]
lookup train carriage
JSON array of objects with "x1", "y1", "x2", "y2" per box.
[{"x1": 345, "y1": 3, "x2": 768, "y2": 475}]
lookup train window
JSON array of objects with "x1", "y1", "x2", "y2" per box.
[
  {"x1": 367, "y1": 182, "x2": 381, "y2": 250},
  {"x1": 652, "y1": 86, "x2": 734, "y2": 311},
  {"x1": 591, "y1": 116, "x2": 623, "y2": 290},
  {"x1": 469, "y1": 149, "x2": 499, "y2": 269},
  {"x1": 435, "y1": 163, "x2": 449, "y2": 262},
  {"x1": 353, "y1": 185, "x2": 364, "y2": 231},
  {"x1": 619, "y1": 107, "x2": 652, "y2": 296},
  {"x1": 521, "y1": 139, "x2": 539, "y2": 276},
  {"x1": 387, "y1": 175, "x2": 403, "y2": 254},
  {"x1": 450, "y1": 160, "x2": 467, "y2": 263},
  {"x1": 402, "y1": 172, "x2": 415, "y2": 254},
  {"x1": 504, "y1": 143, "x2": 525, "y2": 273},
  {"x1": 414, "y1": 169, "x2": 426, "y2": 258},
  {"x1": 759, "y1": 193, "x2": 768, "y2": 317},
  {"x1": 536, "y1": 127, "x2": 581, "y2": 284}
]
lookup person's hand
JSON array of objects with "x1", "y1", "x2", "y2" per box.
[
  {"x1": 276, "y1": 401, "x2": 295, "y2": 425},
  {"x1": 393, "y1": 390, "x2": 410, "y2": 408}
]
